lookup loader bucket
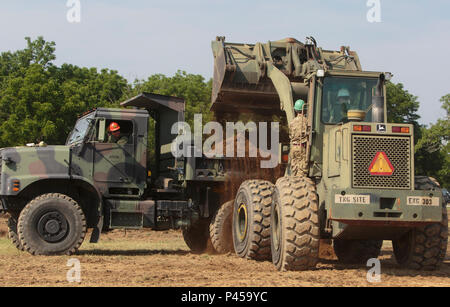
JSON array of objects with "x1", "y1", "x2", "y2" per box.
[
  {"x1": 211, "y1": 36, "x2": 362, "y2": 121},
  {"x1": 211, "y1": 37, "x2": 312, "y2": 121}
]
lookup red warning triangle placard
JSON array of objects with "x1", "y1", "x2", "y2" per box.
[{"x1": 369, "y1": 152, "x2": 394, "y2": 176}]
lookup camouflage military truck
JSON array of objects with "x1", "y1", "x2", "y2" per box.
[
  {"x1": 0, "y1": 93, "x2": 228, "y2": 255},
  {"x1": 211, "y1": 36, "x2": 448, "y2": 271}
]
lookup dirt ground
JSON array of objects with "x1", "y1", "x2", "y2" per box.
[{"x1": 0, "y1": 214, "x2": 448, "y2": 287}]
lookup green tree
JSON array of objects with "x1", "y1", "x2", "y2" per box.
[
  {"x1": 415, "y1": 95, "x2": 450, "y2": 187},
  {"x1": 0, "y1": 37, "x2": 55, "y2": 77},
  {"x1": 385, "y1": 82, "x2": 449, "y2": 187},
  {"x1": 123, "y1": 70, "x2": 213, "y2": 126},
  {"x1": 0, "y1": 37, "x2": 127, "y2": 147},
  {"x1": 386, "y1": 82, "x2": 422, "y2": 142}
]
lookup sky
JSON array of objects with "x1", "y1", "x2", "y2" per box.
[{"x1": 0, "y1": 0, "x2": 449, "y2": 126}]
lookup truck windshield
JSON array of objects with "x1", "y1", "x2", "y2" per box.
[
  {"x1": 66, "y1": 114, "x2": 94, "y2": 145},
  {"x1": 321, "y1": 76, "x2": 380, "y2": 124}
]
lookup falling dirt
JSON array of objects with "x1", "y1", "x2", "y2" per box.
[
  {"x1": 0, "y1": 215, "x2": 448, "y2": 287},
  {"x1": 218, "y1": 135, "x2": 286, "y2": 203}
]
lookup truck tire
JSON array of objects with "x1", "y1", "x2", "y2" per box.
[
  {"x1": 209, "y1": 200, "x2": 234, "y2": 254},
  {"x1": 271, "y1": 176, "x2": 319, "y2": 271},
  {"x1": 18, "y1": 193, "x2": 86, "y2": 255},
  {"x1": 232, "y1": 180, "x2": 274, "y2": 261},
  {"x1": 392, "y1": 176, "x2": 448, "y2": 270},
  {"x1": 333, "y1": 239, "x2": 383, "y2": 264},
  {"x1": 8, "y1": 215, "x2": 24, "y2": 251},
  {"x1": 183, "y1": 219, "x2": 211, "y2": 254}
]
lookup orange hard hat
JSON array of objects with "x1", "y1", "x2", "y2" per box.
[{"x1": 109, "y1": 122, "x2": 120, "y2": 132}]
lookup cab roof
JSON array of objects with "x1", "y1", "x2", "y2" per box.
[{"x1": 120, "y1": 92, "x2": 185, "y2": 113}]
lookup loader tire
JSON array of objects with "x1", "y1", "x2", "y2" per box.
[
  {"x1": 8, "y1": 215, "x2": 24, "y2": 251},
  {"x1": 210, "y1": 200, "x2": 234, "y2": 254},
  {"x1": 183, "y1": 219, "x2": 211, "y2": 254},
  {"x1": 392, "y1": 176, "x2": 448, "y2": 270},
  {"x1": 232, "y1": 180, "x2": 274, "y2": 261},
  {"x1": 333, "y1": 239, "x2": 383, "y2": 264},
  {"x1": 414, "y1": 176, "x2": 440, "y2": 190},
  {"x1": 18, "y1": 193, "x2": 86, "y2": 255},
  {"x1": 271, "y1": 176, "x2": 320, "y2": 271}
]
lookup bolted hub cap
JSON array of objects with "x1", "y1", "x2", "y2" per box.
[
  {"x1": 37, "y1": 211, "x2": 69, "y2": 243},
  {"x1": 45, "y1": 219, "x2": 60, "y2": 234}
]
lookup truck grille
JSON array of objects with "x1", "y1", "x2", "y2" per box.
[{"x1": 352, "y1": 135, "x2": 411, "y2": 189}]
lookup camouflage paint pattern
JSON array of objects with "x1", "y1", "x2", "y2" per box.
[
  {"x1": 71, "y1": 108, "x2": 149, "y2": 198},
  {"x1": 0, "y1": 107, "x2": 149, "y2": 200},
  {"x1": 1, "y1": 146, "x2": 70, "y2": 196},
  {"x1": 0, "y1": 92, "x2": 213, "y2": 234}
]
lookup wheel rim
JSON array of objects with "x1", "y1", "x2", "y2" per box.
[
  {"x1": 272, "y1": 201, "x2": 281, "y2": 252},
  {"x1": 37, "y1": 211, "x2": 69, "y2": 243},
  {"x1": 237, "y1": 203, "x2": 248, "y2": 242}
]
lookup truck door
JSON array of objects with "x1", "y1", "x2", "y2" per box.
[{"x1": 93, "y1": 119, "x2": 136, "y2": 188}]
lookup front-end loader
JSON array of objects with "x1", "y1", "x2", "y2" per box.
[{"x1": 211, "y1": 36, "x2": 448, "y2": 271}]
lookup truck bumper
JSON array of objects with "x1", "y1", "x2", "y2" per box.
[
  {"x1": 329, "y1": 188, "x2": 443, "y2": 225},
  {"x1": 328, "y1": 188, "x2": 444, "y2": 240}
]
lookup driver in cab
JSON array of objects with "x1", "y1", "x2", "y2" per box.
[
  {"x1": 107, "y1": 122, "x2": 128, "y2": 146},
  {"x1": 330, "y1": 88, "x2": 352, "y2": 123}
]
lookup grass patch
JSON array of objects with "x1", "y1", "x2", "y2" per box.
[{"x1": 0, "y1": 238, "x2": 22, "y2": 255}]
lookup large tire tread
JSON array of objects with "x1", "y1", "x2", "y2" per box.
[
  {"x1": 7, "y1": 215, "x2": 24, "y2": 251},
  {"x1": 394, "y1": 208, "x2": 448, "y2": 270},
  {"x1": 18, "y1": 193, "x2": 86, "y2": 256},
  {"x1": 183, "y1": 219, "x2": 212, "y2": 254},
  {"x1": 233, "y1": 180, "x2": 274, "y2": 261},
  {"x1": 393, "y1": 177, "x2": 448, "y2": 270},
  {"x1": 210, "y1": 200, "x2": 234, "y2": 254},
  {"x1": 273, "y1": 176, "x2": 320, "y2": 271}
]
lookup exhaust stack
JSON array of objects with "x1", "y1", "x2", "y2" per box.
[{"x1": 372, "y1": 74, "x2": 386, "y2": 123}]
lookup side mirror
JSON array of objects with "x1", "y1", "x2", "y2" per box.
[{"x1": 98, "y1": 118, "x2": 106, "y2": 142}]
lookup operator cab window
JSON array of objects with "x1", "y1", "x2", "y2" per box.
[
  {"x1": 95, "y1": 120, "x2": 134, "y2": 144},
  {"x1": 321, "y1": 77, "x2": 380, "y2": 124},
  {"x1": 66, "y1": 113, "x2": 95, "y2": 145}
]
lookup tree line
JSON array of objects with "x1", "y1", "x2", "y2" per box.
[{"x1": 0, "y1": 37, "x2": 448, "y2": 187}]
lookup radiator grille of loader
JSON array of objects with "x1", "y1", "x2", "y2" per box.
[{"x1": 352, "y1": 135, "x2": 411, "y2": 189}]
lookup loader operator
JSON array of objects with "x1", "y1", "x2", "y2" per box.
[
  {"x1": 289, "y1": 99, "x2": 308, "y2": 176},
  {"x1": 330, "y1": 88, "x2": 352, "y2": 123},
  {"x1": 107, "y1": 122, "x2": 128, "y2": 146}
]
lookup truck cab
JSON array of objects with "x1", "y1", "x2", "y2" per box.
[{"x1": 0, "y1": 93, "x2": 225, "y2": 255}]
